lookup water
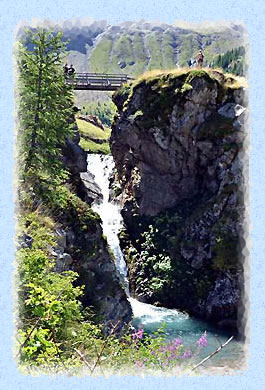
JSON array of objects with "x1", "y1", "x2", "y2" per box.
[
  {"x1": 86, "y1": 154, "x2": 246, "y2": 372},
  {"x1": 86, "y1": 154, "x2": 129, "y2": 291}
]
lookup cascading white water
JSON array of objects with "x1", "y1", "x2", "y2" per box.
[
  {"x1": 86, "y1": 153, "x2": 245, "y2": 371},
  {"x1": 86, "y1": 154, "x2": 129, "y2": 291}
]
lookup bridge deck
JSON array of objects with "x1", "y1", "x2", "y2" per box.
[{"x1": 66, "y1": 72, "x2": 133, "y2": 91}]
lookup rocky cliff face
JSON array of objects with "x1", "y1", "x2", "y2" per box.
[
  {"x1": 111, "y1": 69, "x2": 247, "y2": 332},
  {"x1": 56, "y1": 113, "x2": 132, "y2": 334}
]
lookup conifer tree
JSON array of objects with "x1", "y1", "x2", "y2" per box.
[
  {"x1": 16, "y1": 28, "x2": 74, "y2": 189},
  {"x1": 213, "y1": 46, "x2": 246, "y2": 76}
]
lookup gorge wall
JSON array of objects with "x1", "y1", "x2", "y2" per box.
[
  {"x1": 55, "y1": 114, "x2": 132, "y2": 334},
  {"x1": 110, "y1": 69, "x2": 247, "y2": 332}
]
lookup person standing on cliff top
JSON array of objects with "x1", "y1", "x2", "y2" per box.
[{"x1": 196, "y1": 50, "x2": 204, "y2": 69}]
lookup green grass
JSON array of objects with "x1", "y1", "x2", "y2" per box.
[
  {"x1": 112, "y1": 34, "x2": 135, "y2": 72},
  {"x1": 178, "y1": 34, "x2": 199, "y2": 67},
  {"x1": 132, "y1": 32, "x2": 147, "y2": 75},
  {"x1": 161, "y1": 32, "x2": 176, "y2": 69},
  {"x1": 76, "y1": 118, "x2": 111, "y2": 140},
  {"x1": 76, "y1": 117, "x2": 111, "y2": 154},
  {"x1": 79, "y1": 138, "x2": 110, "y2": 154},
  {"x1": 146, "y1": 32, "x2": 164, "y2": 70},
  {"x1": 131, "y1": 67, "x2": 247, "y2": 90},
  {"x1": 90, "y1": 37, "x2": 113, "y2": 73},
  {"x1": 89, "y1": 30, "x2": 245, "y2": 80}
]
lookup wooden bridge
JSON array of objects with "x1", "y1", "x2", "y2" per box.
[{"x1": 66, "y1": 72, "x2": 134, "y2": 91}]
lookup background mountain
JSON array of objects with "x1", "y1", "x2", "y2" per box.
[
  {"x1": 18, "y1": 19, "x2": 247, "y2": 104},
  {"x1": 59, "y1": 20, "x2": 247, "y2": 75},
  {"x1": 63, "y1": 20, "x2": 247, "y2": 104}
]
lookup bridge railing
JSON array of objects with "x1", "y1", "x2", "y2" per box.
[
  {"x1": 74, "y1": 72, "x2": 132, "y2": 78},
  {"x1": 65, "y1": 72, "x2": 134, "y2": 90}
]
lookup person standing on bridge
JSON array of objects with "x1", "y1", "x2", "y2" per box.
[
  {"x1": 63, "y1": 64, "x2": 69, "y2": 77},
  {"x1": 196, "y1": 50, "x2": 204, "y2": 69},
  {"x1": 68, "y1": 64, "x2": 75, "y2": 76}
]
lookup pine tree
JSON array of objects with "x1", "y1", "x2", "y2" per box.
[
  {"x1": 213, "y1": 46, "x2": 246, "y2": 76},
  {"x1": 16, "y1": 28, "x2": 74, "y2": 189}
]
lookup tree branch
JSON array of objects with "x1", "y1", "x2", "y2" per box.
[
  {"x1": 191, "y1": 336, "x2": 234, "y2": 372},
  {"x1": 89, "y1": 321, "x2": 120, "y2": 376},
  {"x1": 74, "y1": 348, "x2": 93, "y2": 373}
]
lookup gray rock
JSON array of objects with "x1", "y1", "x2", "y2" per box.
[
  {"x1": 218, "y1": 103, "x2": 246, "y2": 119},
  {"x1": 118, "y1": 61, "x2": 126, "y2": 69},
  {"x1": 80, "y1": 171, "x2": 103, "y2": 203},
  {"x1": 17, "y1": 233, "x2": 33, "y2": 249},
  {"x1": 55, "y1": 228, "x2": 67, "y2": 249},
  {"x1": 54, "y1": 253, "x2": 73, "y2": 272},
  {"x1": 205, "y1": 275, "x2": 240, "y2": 320}
]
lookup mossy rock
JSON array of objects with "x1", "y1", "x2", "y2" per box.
[
  {"x1": 113, "y1": 83, "x2": 132, "y2": 111},
  {"x1": 212, "y1": 235, "x2": 238, "y2": 271}
]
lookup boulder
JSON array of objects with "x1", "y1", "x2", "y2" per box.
[{"x1": 80, "y1": 171, "x2": 103, "y2": 203}]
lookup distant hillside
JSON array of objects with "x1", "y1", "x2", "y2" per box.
[
  {"x1": 17, "y1": 20, "x2": 247, "y2": 105},
  {"x1": 19, "y1": 20, "x2": 246, "y2": 76},
  {"x1": 61, "y1": 20, "x2": 247, "y2": 78}
]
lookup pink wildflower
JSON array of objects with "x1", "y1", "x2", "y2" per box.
[
  {"x1": 173, "y1": 338, "x2": 182, "y2": 346},
  {"x1": 135, "y1": 360, "x2": 145, "y2": 368},
  {"x1": 182, "y1": 349, "x2": 192, "y2": 359},
  {"x1": 132, "y1": 328, "x2": 144, "y2": 340},
  {"x1": 197, "y1": 332, "x2": 208, "y2": 347}
]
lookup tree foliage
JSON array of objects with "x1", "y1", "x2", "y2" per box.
[
  {"x1": 80, "y1": 100, "x2": 116, "y2": 127},
  {"x1": 17, "y1": 28, "x2": 74, "y2": 187},
  {"x1": 213, "y1": 46, "x2": 247, "y2": 76},
  {"x1": 15, "y1": 28, "x2": 101, "y2": 371}
]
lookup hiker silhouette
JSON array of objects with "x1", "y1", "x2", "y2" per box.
[{"x1": 196, "y1": 50, "x2": 204, "y2": 69}]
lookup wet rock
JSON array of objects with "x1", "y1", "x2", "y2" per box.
[
  {"x1": 217, "y1": 318, "x2": 238, "y2": 332},
  {"x1": 52, "y1": 223, "x2": 132, "y2": 334},
  {"x1": 55, "y1": 115, "x2": 133, "y2": 334},
  {"x1": 62, "y1": 138, "x2": 87, "y2": 174},
  {"x1": 80, "y1": 171, "x2": 103, "y2": 203}
]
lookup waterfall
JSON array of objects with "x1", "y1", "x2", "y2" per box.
[
  {"x1": 86, "y1": 153, "x2": 244, "y2": 371},
  {"x1": 86, "y1": 154, "x2": 129, "y2": 292}
]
